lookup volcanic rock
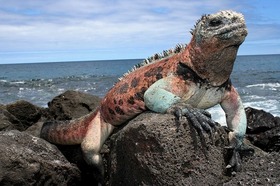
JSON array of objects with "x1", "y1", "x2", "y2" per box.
[
  {"x1": 0, "y1": 105, "x2": 23, "y2": 131},
  {"x1": 6, "y1": 100, "x2": 41, "y2": 129},
  {"x1": 245, "y1": 107, "x2": 280, "y2": 152},
  {"x1": 106, "y1": 111, "x2": 280, "y2": 185},
  {"x1": 107, "y1": 112, "x2": 230, "y2": 185},
  {"x1": 0, "y1": 130, "x2": 81, "y2": 185},
  {"x1": 47, "y1": 90, "x2": 101, "y2": 120}
]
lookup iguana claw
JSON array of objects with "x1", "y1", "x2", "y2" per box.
[
  {"x1": 170, "y1": 105, "x2": 217, "y2": 133},
  {"x1": 181, "y1": 107, "x2": 216, "y2": 133},
  {"x1": 225, "y1": 147, "x2": 242, "y2": 171},
  {"x1": 225, "y1": 138, "x2": 254, "y2": 172},
  {"x1": 168, "y1": 104, "x2": 218, "y2": 147}
]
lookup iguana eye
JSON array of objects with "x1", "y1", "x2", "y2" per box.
[{"x1": 209, "y1": 19, "x2": 222, "y2": 27}]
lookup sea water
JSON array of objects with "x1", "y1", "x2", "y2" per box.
[{"x1": 0, "y1": 55, "x2": 279, "y2": 125}]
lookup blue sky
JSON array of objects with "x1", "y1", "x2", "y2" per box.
[{"x1": 0, "y1": 0, "x2": 279, "y2": 64}]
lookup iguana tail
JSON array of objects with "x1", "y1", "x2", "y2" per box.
[{"x1": 40, "y1": 109, "x2": 99, "y2": 145}]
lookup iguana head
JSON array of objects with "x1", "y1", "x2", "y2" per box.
[{"x1": 187, "y1": 10, "x2": 247, "y2": 86}]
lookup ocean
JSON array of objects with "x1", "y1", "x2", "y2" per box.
[{"x1": 0, "y1": 54, "x2": 279, "y2": 125}]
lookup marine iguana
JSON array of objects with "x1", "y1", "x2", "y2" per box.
[{"x1": 41, "y1": 10, "x2": 248, "y2": 176}]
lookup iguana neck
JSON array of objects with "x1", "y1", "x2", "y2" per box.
[{"x1": 180, "y1": 37, "x2": 238, "y2": 86}]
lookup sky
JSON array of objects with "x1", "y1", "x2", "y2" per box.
[{"x1": 0, "y1": 0, "x2": 280, "y2": 64}]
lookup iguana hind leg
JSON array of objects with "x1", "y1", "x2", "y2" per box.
[{"x1": 81, "y1": 110, "x2": 115, "y2": 177}]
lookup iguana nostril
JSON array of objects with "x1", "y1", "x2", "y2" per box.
[{"x1": 232, "y1": 17, "x2": 238, "y2": 22}]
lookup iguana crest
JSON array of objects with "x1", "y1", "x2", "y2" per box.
[{"x1": 119, "y1": 44, "x2": 187, "y2": 80}]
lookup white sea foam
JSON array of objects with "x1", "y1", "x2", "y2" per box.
[
  {"x1": 246, "y1": 83, "x2": 280, "y2": 90},
  {"x1": 245, "y1": 95, "x2": 266, "y2": 100},
  {"x1": 57, "y1": 88, "x2": 65, "y2": 92},
  {"x1": 207, "y1": 105, "x2": 226, "y2": 126},
  {"x1": 243, "y1": 99, "x2": 280, "y2": 116},
  {"x1": 207, "y1": 98, "x2": 280, "y2": 127},
  {"x1": 10, "y1": 81, "x2": 25, "y2": 84}
]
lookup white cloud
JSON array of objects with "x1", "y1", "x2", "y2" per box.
[{"x1": 0, "y1": 0, "x2": 280, "y2": 63}]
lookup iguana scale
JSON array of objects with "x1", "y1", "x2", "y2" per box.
[{"x1": 41, "y1": 10, "x2": 248, "y2": 177}]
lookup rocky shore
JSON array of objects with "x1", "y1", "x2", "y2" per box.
[{"x1": 0, "y1": 90, "x2": 279, "y2": 185}]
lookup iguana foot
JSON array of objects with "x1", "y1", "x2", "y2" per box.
[
  {"x1": 225, "y1": 135, "x2": 255, "y2": 173},
  {"x1": 167, "y1": 104, "x2": 218, "y2": 149},
  {"x1": 168, "y1": 104, "x2": 217, "y2": 132},
  {"x1": 225, "y1": 146, "x2": 241, "y2": 171}
]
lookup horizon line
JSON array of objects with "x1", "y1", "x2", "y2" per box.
[{"x1": 1, "y1": 53, "x2": 279, "y2": 65}]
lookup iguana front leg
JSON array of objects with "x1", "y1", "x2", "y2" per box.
[
  {"x1": 221, "y1": 86, "x2": 248, "y2": 171},
  {"x1": 144, "y1": 78, "x2": 181, "y2": 113},
  {"x1": 144, "y1": 76, "x2": 217, "y2": 137}
]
